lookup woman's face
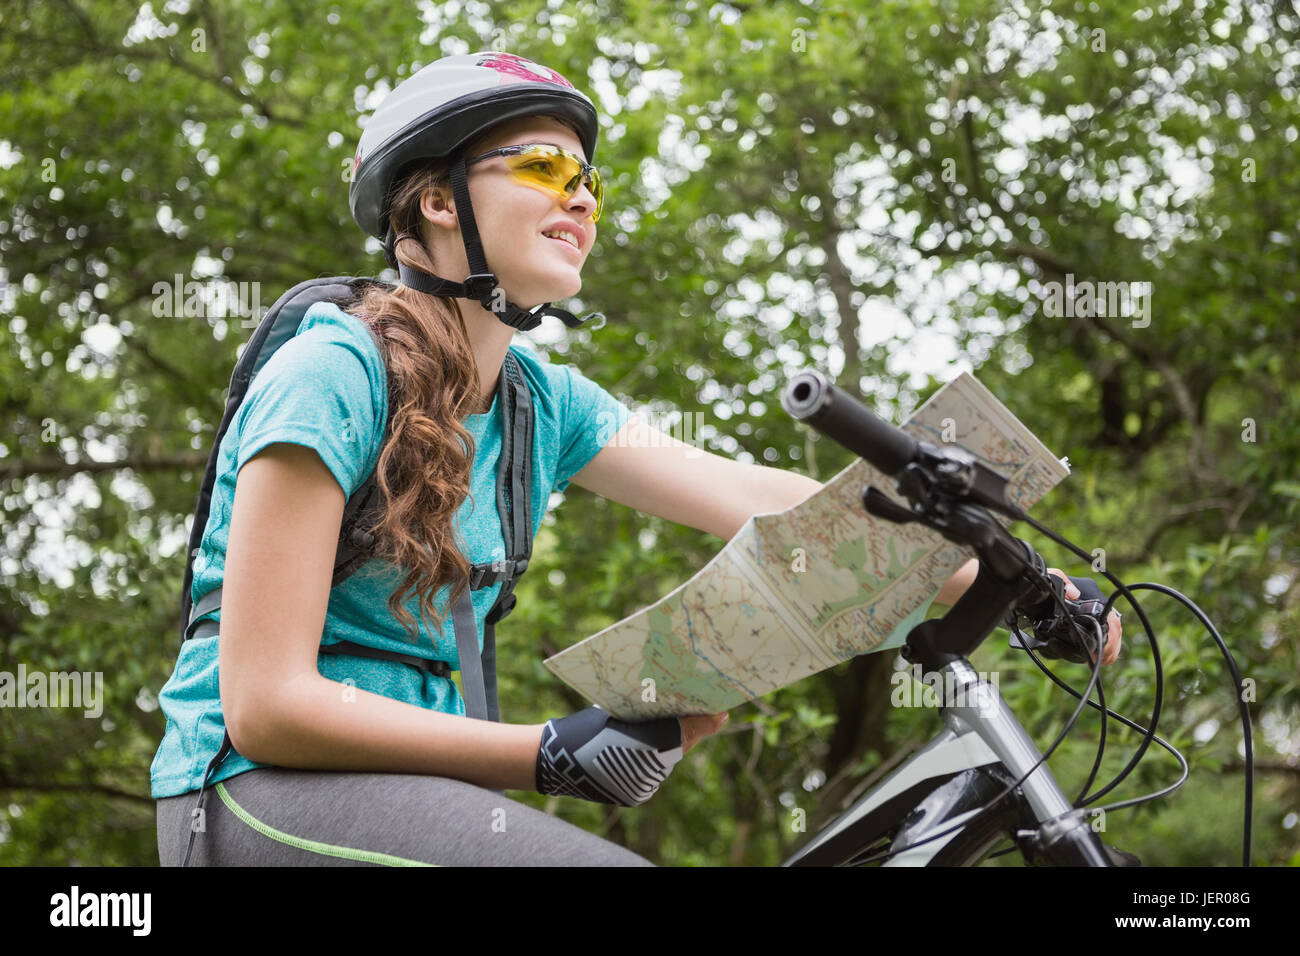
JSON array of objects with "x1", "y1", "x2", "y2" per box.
[{"x1": 424, "y1": 115, "x2": 598, "y2": 310}]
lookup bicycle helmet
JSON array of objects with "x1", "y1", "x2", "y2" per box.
[{"x1": 349, "y1": 51, "x2": 601, "y2": 331}]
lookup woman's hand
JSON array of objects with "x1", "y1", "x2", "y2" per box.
[
  {"x1": 678, "y1": 712, "x2": 729, "y2": 754},
  {"x1": 1045, "y1": 568, "x2": 1122, "y2": 666}
]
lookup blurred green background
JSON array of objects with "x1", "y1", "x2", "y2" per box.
[{"x1": 1, "y1": 0, "x2": 1296, "y2": 866}]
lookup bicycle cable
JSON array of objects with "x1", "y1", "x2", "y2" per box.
[
  {"x1": 1101, "y1": 583, "x2": 1252, "y2": 864},
  {"x1": 833, "y1": 497, "x2": 1245, "y2": 864},
  {"x1": 846, "y1": 582, "x2": 1113, "y2": 866},
  {"x1": 982, "y1": 683, "x2": 1192, "y2": 861},
  {"x1": 1022, "y1": 518, "x2": 1254, "y2": 865},
  {"x1": 1021, "y1": 639, "x2": 1191, "y2": 805},
  {"x1": 846, "y1": 520, "x2": 1170, "y2": 866},
  {"x1": 1072, "y1": 660, "x2": 1107, "y2": 805},
  {"x1": 858, "y1": 582, "x2": 1247, "y2": 865},
  {"x1": 982, "y1": 584, "x2": 1244, "y2": 864},
  {"x1": 1021, "y1": 514, "x2": 1166, "y2": 803}
]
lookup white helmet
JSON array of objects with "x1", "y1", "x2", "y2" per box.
[{"x1": 348, "y1": 52, "x2": 601, "y2": 330}]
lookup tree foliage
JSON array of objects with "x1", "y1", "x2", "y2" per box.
[{"x1": 1, "y1": 0, "x2": 1296, "y2": 865}]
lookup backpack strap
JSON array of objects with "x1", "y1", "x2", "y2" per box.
[
  {"x1": 314, "y1": 347, "x2": 533, "y2": 723},
  {"x1": 457, "y1": 348, "x2": 534, "y2": 722},
  {"x1": 181, "y1": 278, "x2": 538, "y2": 863},
  {"x1": 184, "y1": 347, "x2": 536, "y2": 725},
  {"x1": 179, "y1": 275, "x2": 375, "y2": 645}
]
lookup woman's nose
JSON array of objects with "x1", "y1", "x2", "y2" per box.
[{"x1": 565, "y1": 181, "x2": 598, "y2": 221}]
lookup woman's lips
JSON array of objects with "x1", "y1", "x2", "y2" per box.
[{"x1": 543, "y1": 232, "x2": 582, "y2": 257}]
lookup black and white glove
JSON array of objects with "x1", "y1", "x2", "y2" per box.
[{"x1": 535, "y1": 706, "x2": 683, "y2": 807}]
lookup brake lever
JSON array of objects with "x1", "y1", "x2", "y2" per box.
[{"x1": 1005, "y1": 576, "x2": 1109, "y2": 665}]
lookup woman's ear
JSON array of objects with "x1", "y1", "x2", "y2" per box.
[{"x1": 419, "y1": 183, "x2": 457, "y2": 229}]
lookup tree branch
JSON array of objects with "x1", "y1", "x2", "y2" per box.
[
  {"x1": 1003, "y1": 241, "x2": 1216, "y2": 486},
  {"x1": 0, "y1": 777, "x2": 153, "y2": 806},
  {"x1": 124, "y1": 46, "x2": 300, "y2": 127},
  {"x1": 1222, "y1": 759, "x2": 1300, "y2": 778},
  {"x1": 796, "y1": 130, "x2": 866, "y2": 399},
  {"x1": 198, "y1": 0, "x2": 234, "y2": 90},
  {"x1": 1111, "y1": 497, "x2": 1236, "y2": 564},
  {"x1": 53, "y1": 0, "x2": 302, "y2": 127},
  {"x1": 1, "y1": 452, "x2": 208, "y2": 481}
]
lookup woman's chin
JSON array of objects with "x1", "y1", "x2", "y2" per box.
[{"x1": 522, "y1": 275, "x2": 583, "y2": 305}]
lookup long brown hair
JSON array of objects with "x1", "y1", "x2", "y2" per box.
[
  {"x1": 343, "y1": 115, "x2": 585, "y2": 642},
  {"x1": 343, "y1": 157, "x2": 484, "y2": 643}
]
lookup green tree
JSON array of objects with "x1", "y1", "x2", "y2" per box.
[{"x1": 1, "y1": 0, "x2": 1295, "y2": 865}]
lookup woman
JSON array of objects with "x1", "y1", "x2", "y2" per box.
[{"x1": 152, "y1": 52, "x2": 1121, "y2": 867}]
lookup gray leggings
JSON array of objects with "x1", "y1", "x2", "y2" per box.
[{"x1": 156, "y1": 767, "x2": 656, "y2": 866}]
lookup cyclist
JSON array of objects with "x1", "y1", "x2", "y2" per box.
[{"x1": 152, "y1": 51, "x2": 1122, "y2": 866}]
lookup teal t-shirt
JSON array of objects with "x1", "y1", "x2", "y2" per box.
[{"x1": 150, "y1": 300, "x2": 634, "y2": 798}]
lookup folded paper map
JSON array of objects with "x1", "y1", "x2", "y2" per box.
[{"x1": 543, "y1": 372, "x2": 1070, "y2": 719}]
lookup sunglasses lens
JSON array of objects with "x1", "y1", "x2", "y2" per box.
[{"x1": 504, "y1": 147, "x2": 604, "y2": 222}]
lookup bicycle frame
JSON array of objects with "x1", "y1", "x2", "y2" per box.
[{"x1": 782, "y1": 657, "x2": 1140, "y2": 867}]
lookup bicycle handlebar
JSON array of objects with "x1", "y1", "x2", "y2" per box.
[
  {"x1": 777, "y1": 366, "x2": 1250, "y2": 867},
  {"x1": 780, "y1": 369, "x2": 1107, "y2": 658},
  {"x1": 780, "y1": 369, "x2": 920, "y2": 479}
]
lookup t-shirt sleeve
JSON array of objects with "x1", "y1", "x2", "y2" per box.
[
  {"x1": 233, "y1": 329, "x2": 383, "y2": 498},
  {"x1": 552, "y1": 362, "x2": 633, "y2": 493}
]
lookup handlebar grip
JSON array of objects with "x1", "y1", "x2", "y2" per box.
[{"x1": 780, "y1": 370, "x2": 920, "y2": 478}]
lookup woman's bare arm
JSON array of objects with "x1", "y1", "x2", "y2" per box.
[
  {"x1": 219, "y1": 441, "x2": 544, "y2": 791},
  {"x1": 569, "y1": 415, "x2": 822, "y2": 540}
]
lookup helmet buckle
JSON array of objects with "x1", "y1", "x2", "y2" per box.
[{"x1": 462, "y1": 273, "x2": 500, "y2": 303}]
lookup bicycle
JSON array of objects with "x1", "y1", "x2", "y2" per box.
[{"x1": 773, "y1": 370, "x2": 1254, "y2": 867}]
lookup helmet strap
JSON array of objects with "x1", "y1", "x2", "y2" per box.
[
  {"x1": 449, "y1": 156, "x2": 490, "y2": 281},
  {"x1": 381, "y1": 223, "x2": 400, "y2": 271},
  {"x1": 392, "y1": 153, "x2": 600, "y2": 331}
]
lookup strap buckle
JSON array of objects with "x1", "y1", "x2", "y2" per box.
[
  {"x1": 462, "y1": 273, "x2": 500, "y2": 302},
  {"x1": 469, "y1": 556, "x2": 528, "y2": 590}
]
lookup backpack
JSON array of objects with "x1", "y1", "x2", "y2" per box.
[{"x1": 176, "y1": 276, "x2": 533, "y2": 863}]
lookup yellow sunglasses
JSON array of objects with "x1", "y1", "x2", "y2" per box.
[{"x1": 462, "y1": 143, "x2": 605, "y2": 223}]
